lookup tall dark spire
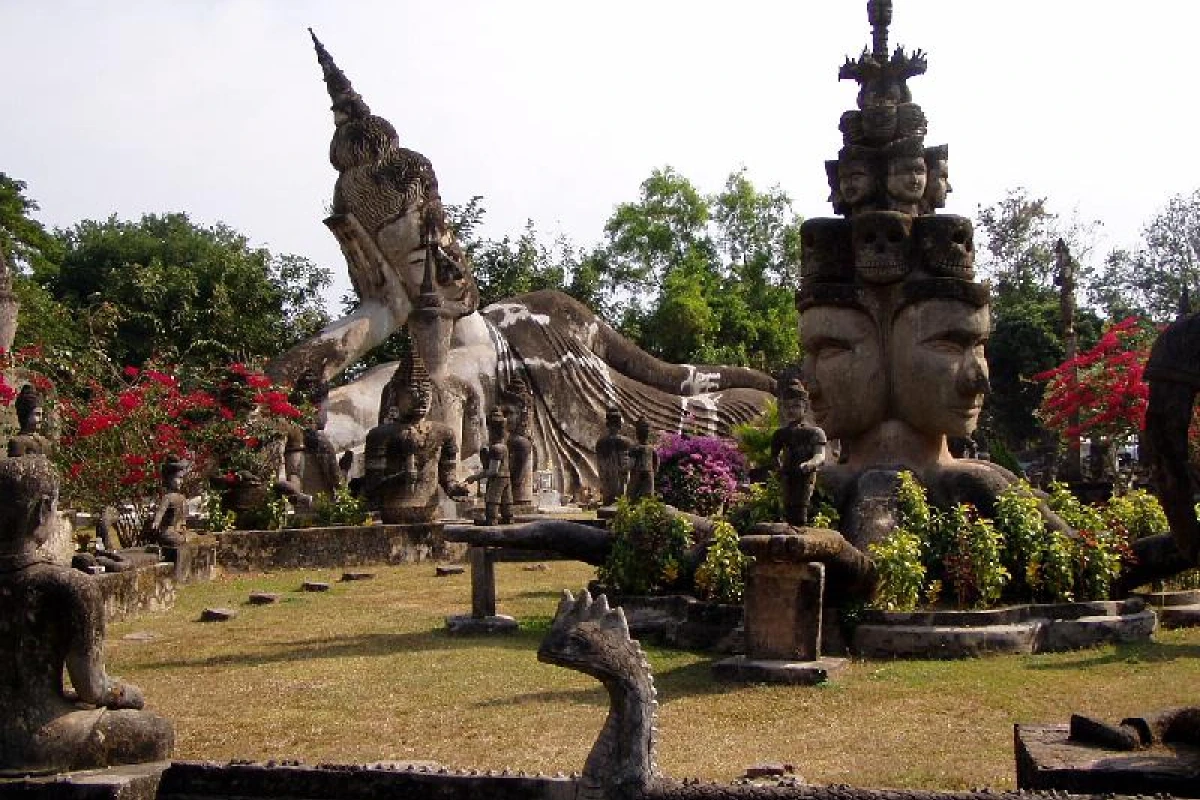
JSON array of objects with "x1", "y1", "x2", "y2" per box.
[
  {"x1": 308, "y1": 28, "x2": 371, "y2": 121},
  {"x1": 867, "y1": 0, "x2": 892, "y2": 60}
]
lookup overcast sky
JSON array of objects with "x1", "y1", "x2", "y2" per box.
[{"x1": 5, "y1": 1, "x2": 1199, "y2": 309}]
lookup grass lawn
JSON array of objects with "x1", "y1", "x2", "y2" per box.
[{"x1": 106, "y1": 560, "x2": 1200, "y2": 790}]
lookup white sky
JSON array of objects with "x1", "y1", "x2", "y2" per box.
[{"x1": 4, "y1": 1, "x2": 1199, "y2": 309}]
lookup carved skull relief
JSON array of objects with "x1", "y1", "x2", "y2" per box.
[
  {"x1": 914, "y1": 214, "x2": 975, "y2": 280},
  {"x1": 800, "y1": 218, "x2": 853, "y2": 285},
  {"x1": 851, "y1": 211, "x2": 912, "y2": 284}
]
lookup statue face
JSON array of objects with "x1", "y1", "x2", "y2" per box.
[
  {"x1": 887, "y1": 156, "x2": 927, "y2": 204},
  {"x1": 375, "y1": 204, "x2": 470, "y2": 306},
  {"x1": 799, "y1": 307, "x2": 887, "y2": 440},
  {"x1": 927, "y1": 159, "x2": 950, "y2": 207},
  {"x1": 838, "y1": 162, "x2": 874, "y2": 206},
  {"x1": 890, "y1": 300, "x2": 991, "y2": 439},
  {"x1": 778, "y1": 394, "x2": 808, "y2": 426}
]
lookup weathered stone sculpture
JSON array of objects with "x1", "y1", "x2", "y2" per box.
[
  {"x1": 277, "y1": 373, "x2": 343, "y2": 507},
  {"x1": 146, "y1": 456, "x2": 189, "y2": 548},
  {"x1": 267, "y1": 31, "x2": 775, "y2": 498},
  {"x1": 0, "y1": 456, "x2": 173, "y2": 775},
  {"x1": 595, "y1": 406, "x2": 634, "y2": 505},
  {"x1": 8, "y1": 384, "x2": 51, "y2": 457},
  {"x1": 499, "y1": 377, "x2": 536, "y2": 514},
  {"x1": 798, "y1": 0, "x2": 1015, "y2": 556},
  {"x1": 365, "y1": 351, "x2": 469, "y2": 524},
  {"x1": 625, "y1": 418, "x2": 658, "y2": 502},
  {"x1": 465, "y1": 410, "x2": 513, "y2": 525},
  {"x1": 771, "y1": 374, "x2": 827, "y2": 526}
]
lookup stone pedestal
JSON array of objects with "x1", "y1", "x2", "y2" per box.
[
  {"x1": 0, "y1": 761, "x2": 167, "y2": 799},
  {"x1": 714, "y1": 535, "x2": 844, "y2": 684}
]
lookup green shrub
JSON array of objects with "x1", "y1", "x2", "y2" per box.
[
  {"x1": 941, "y1": 504, "x2": 1009, "y2": 608},
  {"x1": 726, "y1": 478, "x2": 783, "y2": 535},
  {"x1": 314, "y1": 485, "x2": 370, "y2": 526},
  {"x1": 731, "y1": 400, "x2": 778, "y2": 471},
  {"x1": 995, "y1": 480, "x2": 1050, "y2": 600},
  {"x1": 1025, "y1": 528, "x2": 1076, "y2": 602},
  {"x1": 868, "y1": 526, "x2": 926, "y2": 611},
  {"x1": 599, "y1": 497, "x2": 694, "y2": 595},
  {"x1": 203, "y1": 490, "x2": 235, "y2": 532},
  {"x1": 1105, "y1": 488, "x2": 1168, "y2": 541},
  {"x1": 694, "y1": 520, "x2": 749, "y2": 604}
]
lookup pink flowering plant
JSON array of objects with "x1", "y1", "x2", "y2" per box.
[{"x1": 656, "y1": 433, "x2": 748, "y2": 517}]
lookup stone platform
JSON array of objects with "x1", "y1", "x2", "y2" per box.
[
  {"x1": 212, "y1": 523, "x2": 466, "y2": 572},
  {"x1": 1136, "y1": 589, "x2": 1200, "y2": 629},
  {"x1": 854, "y1": 599, "x2": 1155, "y2": 659},
  {"x1": 711, "y1": 655, "x2": 847, "y2": 685},
  {"x1": 1015, "y1": 723, "x2": 1200, "y2": 796},
  {"x1": 0, "y1": 762, "x2": 167, "y2": 799}
]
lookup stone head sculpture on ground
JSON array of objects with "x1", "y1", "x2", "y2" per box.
[
  {"x1": 0, "y1": 456, "x2": 173, "y2": 775},
  {"x1": 268, "y1": 31, "x2": 775, "y2": 497}
]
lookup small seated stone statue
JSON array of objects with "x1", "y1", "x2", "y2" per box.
[
  {"x1": 0, "y1": 456, "x2": 173, "y2": 775},
  {"x1": 8, "y1": 384, "x2": 51, "y2": 457},
  {"x1": 465, "y1": 410, "x2": 513, "y2": 525},
  {"x1": 365, "y1": 351, "x2": 469, "y2": 524},
  {"x1": 625, "y1": 418, "x2": 658, "y2": 502},
  {"x1": 146, "y1": 456, "x2": 189, "y2": 549},
  {"x1": 771, "y1": 376, "x2": 827, "y2": 526},
  {"x1": 595, "y1": 405, "x2": 633, "y2": 505}
]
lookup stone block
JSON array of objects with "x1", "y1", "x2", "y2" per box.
[
  {"x1": 248, "y1": 592, "x2": 280, "y2": 605},
  {"x1": 743, "y1": 561, "x2": 824, "y2": 661},
  {"x1": 199, "y1": 607, "x2": 238, "y2": 622},
  {"x1": 0, "y1": 762, "x2": 167, "y2": 799},
  {"x1": 712, "y1": 655, "x2": 847, "y2": 685},
  {"x1": 301, "y1": 581, "x2": 331, "y2": 592},
  {"x1": 445, "y1": 614, "x2": 519, "y2": 635}
]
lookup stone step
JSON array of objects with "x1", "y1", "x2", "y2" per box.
[
  {"x1": 1156, "y1": 603, "x2": 1200, "y2": 629},
  {"x1": 1135, "y1": 589, "x2": 1200, "y2": 608}
]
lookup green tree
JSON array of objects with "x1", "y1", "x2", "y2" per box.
[
  {"x1": 42, "y1": 213, "x2": 331, "y2": 367},
  {"x1": 0, "y1": 173, "x2": 63, "y2": 274},
  {"x1": 974, "y1": 189, "x2": 1102, "y2": 454},
  {"x1": 601, "y1": 167, "x2": 801, "y2": 373},
  {"x1": 1090, "y1": 189, "x2": 1200, "y2": 321}
]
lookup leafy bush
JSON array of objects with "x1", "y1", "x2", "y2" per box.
[
  {"x1": 599, "y1": 497, "x2": 694, "y2": 595},
  {"x1": 726, "y1": 477, "x2": 783, "y2": 535},
  {"x1": 731, "y1": 400, "x2": 778, "y2": 471},
  {"x1": 941, "y1": 504, "x2": 1009, "y2": 608},
  {"x1": 314, "y1": 485, "x2": 370, "y2": 526},
  {"x1": 694, "y1": 520, "x2": 749, "y2": 604},
  {"x1": 656, "y1": 433, "x2": 747, "y2": 516},
  {"x1": 868, "y1": 526, "x2": 926, "y2": 611},
  {"x1": 1105, "y1": 487, "x2": 1168, "y2": 541}
]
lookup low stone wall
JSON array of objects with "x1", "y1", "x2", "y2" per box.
[
  {"x1": 96, "y1": 563, "x2": 177, "y2": 623},
  {"x1": 213, "y1": 523, "x2": 467, "y2": 572},
  {"x1": 853, "y1": 599, "x2": 1156, "y2": 659},
  {"x1": 593, "y1": 590, "x2": 744, "y2": 653}
]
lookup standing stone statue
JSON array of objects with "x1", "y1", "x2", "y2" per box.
[
  {"x1": 146, "y1": 456, "x2": 189, "y2": 548},
  {"x1": 0, "y1": 456, "x2": 173, "y2": 775},
  {"x1": 595, "y1": 406, "x2": 634, "y2": 505},
  {"x1": 500, "y1": 378, "x2": 536, "y2": 515},
  {"x1": 365, "y1": 351, "x2": 469, "y2": 524},
  {"x1": 625, "y1": 418, "x2": 658, "y2": 502},
  {"x1": 466, "y1": 410, "x2": 513, "y2": 525},
  {"x1": 771, "y1": 376, "x2": 827, "y2": 526},
  {"x1": 8, "y1": 385, "x2": 51, "y2": 457},
  {"x1": 277, "y1": 373, "x2": 342, "y2": 507}
]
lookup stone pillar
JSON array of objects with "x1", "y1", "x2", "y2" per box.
[
  {"x1": 445, "y1": 546, "x2": 518, "y2": 634},
  {"x1": 744, "y1": 561, "x2": 824, "y2": 661}
]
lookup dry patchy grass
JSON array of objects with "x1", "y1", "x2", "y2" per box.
[{"x1": 106, "y1": 561, "x2": 1200, "y2": 790}]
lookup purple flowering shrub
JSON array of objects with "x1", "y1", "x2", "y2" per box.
[{"x1": 656, "y1": 433, "x2": 748, "y2": 517}]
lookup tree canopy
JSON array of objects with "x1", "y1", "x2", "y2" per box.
[{"x1": 15, "y1": 202, "x2": 331, "y2": 367}]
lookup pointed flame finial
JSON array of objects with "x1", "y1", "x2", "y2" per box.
[
  {"x1": 867, "y1": 0, "x2": 892, "y2": 60},
  {"x1": 308, "y1": 28, "x2": 370, "y2": 121}
]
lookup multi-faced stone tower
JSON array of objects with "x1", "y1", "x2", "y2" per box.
[{"x1": 798, "y1": 1, "x2": 1007, "y2": 550}]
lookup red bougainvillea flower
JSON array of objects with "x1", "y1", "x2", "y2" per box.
[{"x1": 123, "y1": 365, "x2": 140, "y2": 378}]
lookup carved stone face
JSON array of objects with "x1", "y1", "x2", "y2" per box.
[
  {"x1": 799, "y1": 307, "x2": 886, "y2": 440},
  {"x1": 852, "y1": 211, "x2": 912, "y2": 284},
  {"x1": 838, "y1": 160, "x2": 874, "y2": 207},
  {"x1": 887, "y1": 156, "x2": 927, "y2": 205},
  {"x1": 375, "y1": 205, "x2": 470, "y2": 308},
  {"x1": 926, "y1": 158, "x2": 951, "y2": 208},
  {"x1": 916, "y1": 215, "x2": 975, "y2": 280},
  {"x1": 799, "y1": 219, "x2": 852, "y2": 284},
  {"x1": 890, "y1": 300, "x2": 991, "y2": 439},
  {"x1": 778, "y1": 393, "x2": 809, "y2": 427}
]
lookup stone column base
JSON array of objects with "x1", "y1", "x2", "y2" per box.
[
  {"x1": 444, "y1": 614, "x2": 519, "y2": 634},
  {"x1": 711, "y1": 655, "x2": 847, "y2": 685}
]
